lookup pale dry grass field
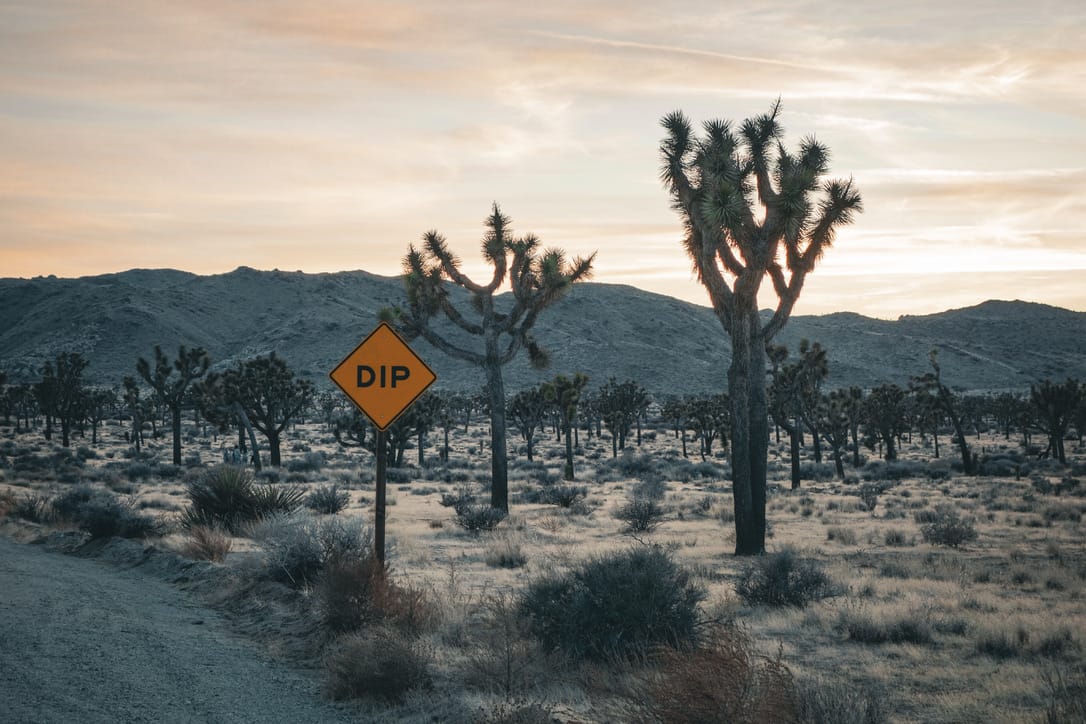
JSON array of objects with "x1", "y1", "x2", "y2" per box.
[{"x1": 1, "y1": 414, "x2": 1083, "y2": 723}]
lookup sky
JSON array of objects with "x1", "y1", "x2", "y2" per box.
[{"x1": 1, "y1": 0, "x2": 1084, "y2": 319}]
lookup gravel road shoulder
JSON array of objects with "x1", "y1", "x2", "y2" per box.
[{"x1": 0, "y1": 534, "x2": 357, "y2": 723}]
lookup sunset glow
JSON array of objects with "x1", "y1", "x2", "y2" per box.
[{"x1": 2, "y1": 1, "x2": 1084, "y2": 318}]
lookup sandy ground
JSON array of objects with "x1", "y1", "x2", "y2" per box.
[{"x1": 0, "y1": 535, "x2": 356, "y2": 724}]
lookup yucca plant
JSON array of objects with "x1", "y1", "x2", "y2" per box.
[{"x1": 182, "y1": 464, "x2": 302, "y2": 534}]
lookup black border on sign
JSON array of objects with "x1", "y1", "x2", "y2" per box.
[{"x1": 328, "y1": 321, "x2": 437, "y2": 431}]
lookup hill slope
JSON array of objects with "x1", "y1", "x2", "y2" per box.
[{"x1": 2, "y1": 268, "x2": 1084, "y2": 394}]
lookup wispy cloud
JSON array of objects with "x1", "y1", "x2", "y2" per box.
[{"x1": 1, "y1": 0, "x2": 1084, "y2": 316}]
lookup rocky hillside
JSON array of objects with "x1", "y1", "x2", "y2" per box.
[{"x1": 2, "y1": 267, "x2": 1084, "y2": 394}]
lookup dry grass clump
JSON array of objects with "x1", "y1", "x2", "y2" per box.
[
  {"x1": 630, "y1": 625, "x2": 799, "y2": 724},
  {"x1": 0, "y1": 489, "x2": 16, "y2": 518},
  {"x1": 322, "y1": 627, "x2": 432, "y2": 703},
  {"x1": 837, "y1": 609, "x2": 933, "y2": 646},
  {"x1": 794, "y1": 676, "x2": 888, "y2": 724},
  {"x1": 483, "y1": 534, "x2": 528, "y2": 569},
  {"x1": 181, "y1": 525, "x2": 232, "y2": 562},
  {"x1": 1042, "y1": 665, "x2": 1086, "y2": 723},
  {"x1": 10, "y1": 492, "x2": 52, "y2": 523},
  {"x1": 478, "y1": 700, "x2": 557, "y2": 724},
  {"x1": 465, "y1": 590, "x2": 556, "y2": 697}
]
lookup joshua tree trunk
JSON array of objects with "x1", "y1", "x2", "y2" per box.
[
  {"x1": 234, "y1": 403, "x2": 261, "y2": 471},
  {"x1": 728, "y1": 309, "x2": 769, "y2": 555},
  {"x1": 171, "y1": 407, "x2": 182, "y2": 465},
  {"x1": 267, "y1": 429, "x2": 281, "y2": 467},
  {"x1": 485, "y1": 355, "x2": 509, "y2": 511}
]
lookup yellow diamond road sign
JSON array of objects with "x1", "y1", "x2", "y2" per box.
[{"x1": 329, "y1": 322, "x2": 437, "y2": 431}]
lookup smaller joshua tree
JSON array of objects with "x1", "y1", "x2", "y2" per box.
[{"x1": 391, "y1": 204, "x2": 595, "y2": 510}]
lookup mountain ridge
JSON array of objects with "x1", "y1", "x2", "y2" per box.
[{"x1": 2, "y1": 267, "x2": 1084, "y2": 394}]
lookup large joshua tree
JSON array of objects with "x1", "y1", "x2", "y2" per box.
[
  {"x1": 660, "y1": 101, "x2": 862, "y2": 554},
  {"x1": 395, "y1": 204, "x2": 595, "y2": 511}
]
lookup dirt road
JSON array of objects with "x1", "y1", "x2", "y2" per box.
[{"x1": 0, "y1": 536, "x2": 355, "y2": 723}]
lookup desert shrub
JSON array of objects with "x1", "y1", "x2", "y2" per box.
[
  {"x1": 385, "y1": 468, "x2": 413, "y2": 484},
  {"x1": 883, "y1": 530, "x2": 910, "y2": 547},
  {"x1": 182, "y1": 525, "x2": 232, "y2": 562},
  {"x1": 795, "y1": 676, "x2": 888, "y2": 724},
  {"x1": 734, "y1": 549, "x2": 839, "y2": 608},
  {"x1": 1044, "y1": 505, "x2": 1082, "y2": 523},
  {"x1": 125, "y1": 461, "x2": 157, "y2": 482},
  {"x1": 839, "y1": 611, "x2": 933, "y2": 645},
  {"x1": 287, "y1": 450, "x2": 326, "y2": 473},
  {"x1": 182, "y1": 465, "x2": 303, "y2": 534},
  {"x1": 799, "y1": 462, "x2": 837, "y2": 482},
  {"x1": 305, "y1": 484, "x2": 350, "y2": 515},
  {"x1": 862, "y1": 460, "x2": 925, "y2": 482},
  {"x1": 604, "y1": 451, "x2": 659, "y2": 479},
  {"x1": 439, "y1": 487, "x2": 476, "y2": 513},
  {"x1": 613, "y1": 498, "x2": 666, "y2": 534},
  {"x1": 455, "y1": 504, "x2": 507, "y2": 533},
  {"x1": 51, "y1": 485, "x2": 156, "y2": 539},
  {"x1": 919, "y1": 507, "x2": 978, "y2": 547},
  {"x1": 630, "y1": 475, "x2": 668, "y2": 501},
  {"x1": 316, "y1": 555, "x2": 434, "y2": 635},
  {"x1": 253, "y1": 513, "x2": 371, "y2": 587},
  {"x1": 1035, "y1": 629, "x2": 1079, "y2": 658},
  {"x1": 11, "y1": 493, "x2": 52, "y2": 523},
  {"x1": 520, "y1": 547, "x2": 705, "y2": 661},
  {"x1": 543, "y1": 484, "x2": 587, "y2": 508},
  {"x1": 633, "y1": 624, "x2": 799, "y2": 724},
  {"x1": 858, "y1": 483, "x2": 880, "y2": 512},
  {"x1": 322, "y1": 628, "x2": 432, "y2": 703}
]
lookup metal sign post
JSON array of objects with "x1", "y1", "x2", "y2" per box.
[{"x1": 329, "y1": 322, "x2": 436, "y2": 564}]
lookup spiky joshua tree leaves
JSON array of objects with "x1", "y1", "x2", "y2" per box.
[
  {"x1": 660, "y1": 101, "x2": 862, "y2": 554},
  {"x1": 393, "y1": 204, "x2": 595, "y2": 510}
]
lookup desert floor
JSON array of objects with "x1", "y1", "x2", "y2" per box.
[{"x1": 1, "y1": 415, "x2": 1083, "y2": 723}]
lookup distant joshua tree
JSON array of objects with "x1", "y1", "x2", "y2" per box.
[
  {"x1": 543, "y1": 373, "x2": 589, "y2": 481},
  {"x1": 768, "y1": 340, "x2": 828, "y2": 489},
  {"x1": 35, "y1": 352, "x2": 88, "y2": 447},
  {"x1": 864, "y1": 384, "x2": 908, "y2": 461},
  {"x1": 1030, "y1": 378, "x2": 1082, "y2": 464},
  {"x1": 911, "y1": 350, "x2": 977, "y2": 474},
  {"x1": 391, "y1": 204, "x2": 595, "y2": 510},
  {"x1": 660, "y1": 101, "x2": 862, "y2": 554},
  {"x1": 137, "y1": 345, "x2": 210, "y2": 465},
  {"x1": 508, "y1": 385, "x2": 549, "y2": 462},
  {"x1": 596, "y1": 378, "x2": 651, "y2": 457},
  {"x1": 227, "y1": 354, "x2": 314, "y2": 467}
]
